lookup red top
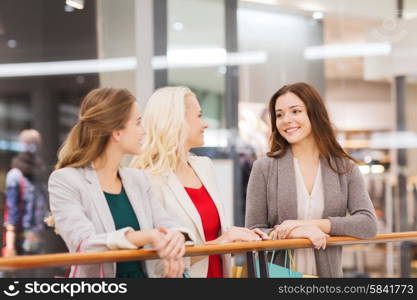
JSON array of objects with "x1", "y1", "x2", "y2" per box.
[{"x1": 184, "y1": 185, "x2": 223, "y2": 278}]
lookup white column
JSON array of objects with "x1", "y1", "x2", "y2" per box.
[{"x1": 135, "y1": 0, "x2": 154, "y2": 109}]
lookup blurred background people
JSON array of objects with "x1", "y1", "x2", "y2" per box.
[
  {"x1": 3, "y1": 129, "x2": 48, "y2": 258},
  {"x1": 2, "y1": 129, "x2": 48, "y2": 277}
]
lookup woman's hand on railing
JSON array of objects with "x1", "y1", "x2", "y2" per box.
[
  {"x1": 125, "y1": 227, "x2": 186, "y2": 277},
  {"x1": 252, "y1": 228, "x2": 270, "y2": 240},
  {"x1": 274, "y1": 220, "x2": 306, "y2": 240},
  {"x1": 274, "y1": 219, "x2": 331, "y2": 238},
  {"x1": 286, "y1": 225, "x2": 329, "y2": 250},
  {"x1": 252, "y1": 228, "x2": 271, "y2": 241},
  {"x1": 126, "y1": 227, "x2": 186, "y2": 259},
  {"x1": 162, "y1": 257, "x2": 185, "y2": 278},
  {"x1": 213, "y1": 226, "x2": 267, "y2": 244},
  {"x1": 151, "y1": 227, "x2": 186, "y2": 259}
]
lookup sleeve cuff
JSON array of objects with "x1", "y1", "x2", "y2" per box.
[
  {"x1": 106, "y1": 227, "x2": 138, "y2": 250},
  {"x1": 171, "y1": 226, "x2": 196, "y2": 244},
  {"x1": 185, "y1": 240, "x2": 195, "y2": 246},
  {"x1": 328, "y1": 216, "x2": 342, "y2": 236}
]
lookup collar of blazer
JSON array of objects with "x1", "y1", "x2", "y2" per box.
[
  {"x1": 165, "y1": 156, "x2": 228, "y2": 243},
  {"x1": 82, "y1": 165, "x2": 151, "y2": 233},
  {"x1": 276, "y1": 148, "x2": 343, "y2": 223}
]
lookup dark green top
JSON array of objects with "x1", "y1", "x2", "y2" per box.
[{"x1": 104, "y1": 187, "x2": 146, "y2": 278}]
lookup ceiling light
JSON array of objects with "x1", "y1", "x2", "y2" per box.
[
  {"x1": 172, "y1": 22, "x2": 184, "y2": 31},
  {"x1": 7, "y1": 40, "x2": 17, "y2": 48},
  {"x1": 66, "y1": 0, "x2": 84, "y2": 10},
  {"x1": 0, "y1": 50, "x2": 267, "y2": 77},
  {"x1": 304, "y1": 43, "x2": 391, "y2": 60},
  {"x1": 312, "y1": 11, "x2": 324, "y2": 20}
]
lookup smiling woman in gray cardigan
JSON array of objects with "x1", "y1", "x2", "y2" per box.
[{"x1": 245, "y1": 82, "x2": 377, "y2": 277}]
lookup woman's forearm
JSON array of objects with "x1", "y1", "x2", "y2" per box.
[
  {"x1": 125, "y1": 229, "x2": 156, "y2": 247},
  {"x1": 306, "y1": 219, "x2": 331, "y2": 234},
  {"x1": 205, "y1": 235, "x2": 227, "y2": 245}
]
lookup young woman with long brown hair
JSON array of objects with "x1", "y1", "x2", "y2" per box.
[
  {"x1": 49, "y1": 88, "x2": 190, "y2": 278},
  {"x1": 245, "y1": 82, "x2": 377, "y2": 277}
]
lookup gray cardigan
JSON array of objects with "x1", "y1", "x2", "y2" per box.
[{"x1": 245, "y1": 149, "x2": 377, "y2": 277}]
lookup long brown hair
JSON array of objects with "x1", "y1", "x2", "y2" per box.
[
  {"x1": 267, "y1": 82, "x2": 356, "y2": 173},
  {"x1": 55, "y1": 88, "x2": 136, "y2": 169}
]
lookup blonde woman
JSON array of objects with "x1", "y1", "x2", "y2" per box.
[
  {"x1": 49, "y1": 88, "x2": 189, "y2": 278},
  {"x1": 130, "y1": 87, "x2": 268, "y2": 278}
]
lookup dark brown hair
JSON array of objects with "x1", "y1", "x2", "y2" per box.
[
  {"x1": 267, "y1": 82, "x2": 356, "y2": 174},
  {"x1": 55, "y1": 88, "x2": 136, "y2": 169}
]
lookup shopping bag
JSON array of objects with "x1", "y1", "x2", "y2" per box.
[
  {"x1": 255, "y1": 249, "x2": 303, "y2": 278},
  {"x1": 255, "y1": 230, "x2": 317, "y2": 278},
  {"x1": 183, "y1": 271, "x2": 191, "y2": 278},
  {"x1": 232, "y1": 265, "x2": 244, "y2": 278}
]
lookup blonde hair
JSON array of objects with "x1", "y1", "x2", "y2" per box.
[
  {"x1": 55, "y1": 88, "x2": 136, "y2": 169},
  {"x1": 130, "y1": 86, "x2": 193, "y2": 175}
]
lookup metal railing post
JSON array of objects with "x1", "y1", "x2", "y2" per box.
[
  {"x1": 246, "y1": 251, "x2": 257, "y2": 278},
  {"x1": 258, "y1": 251, "x2": 269, "y2": 278}
]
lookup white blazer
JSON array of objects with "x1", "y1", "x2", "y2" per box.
[
  {"x1": 48, "y1": 166, "x2": 191, "y2": 278},
  {"x1": 146, "y1": 156, "x2": 232, "y2": 278}
]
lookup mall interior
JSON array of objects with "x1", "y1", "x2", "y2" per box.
[{"x1": 0, "y1": 0, "x2": 417, "y2": 277}]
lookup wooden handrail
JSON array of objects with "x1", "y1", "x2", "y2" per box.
[{"x1": 0, "y1": 232, "x2": 416, "y2": 271}]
